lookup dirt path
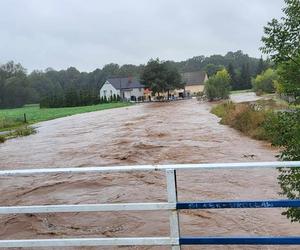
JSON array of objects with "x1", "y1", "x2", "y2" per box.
[{"x1": 0, "y1": 98, "x2": 299, "y2": 250}]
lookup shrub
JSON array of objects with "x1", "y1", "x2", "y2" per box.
[
  {"x1": 204, "y1": 69, "x2": 231, "y2": 101},
  {"x1": 252, "y1": 69, "x2": 278, "y2": 94},
  {"x1": 211, "y1": 101, "x2": 270, "y2": 140},
  {"x1": 264, "y1": 110, "x2": 300, "y2": 222},
  {"x1": 0, "y1": 135, "x2": 6, "y2": 143},
  {"x1": 211, "y1": 101, "x2": 235, "y2": 118},
  {"x1": 14, "y1": 126, "x2": 36, "y2": 137},
  {"x1": 0, "y1": 116, "x2": 24, "y2": 130}
]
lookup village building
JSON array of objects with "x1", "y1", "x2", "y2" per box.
[
  {"x1": 100, "y1": 77, "x2": 145, "y2": 101},
  {"x1": 181, "y1": 71, "x2": 208, "y2": 96}
]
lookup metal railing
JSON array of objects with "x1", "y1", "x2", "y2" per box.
[{"x1": 1, "y1": 161, "x2": 300, "y2": 249}]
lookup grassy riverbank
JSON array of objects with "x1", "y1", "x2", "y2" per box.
[
  {"x1": 211, "y1": 101, "x2": 270, "y2": 140},
  {"x1": 0, "y1": 102, "x2": 131, "y2": 142},
  {"x1": 0, "y1": 102, "x2": 131, "y2": 131},
  {"x1": 211, "y1": 98, "x2": 295, "y2": 141}
]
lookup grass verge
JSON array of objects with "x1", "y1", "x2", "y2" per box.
[
  {"x1": 0, "y1": 102, "x2": 131, "y2": 132},
  {"x1": 0, "y1": 102, "x2": 131, "y2": 143},
  {"x1": 0, "y1": 126, "x2": 36, "y2": 143},
  {"x1": 211, "y1": 101, "x2": 272, "y2": 140}
]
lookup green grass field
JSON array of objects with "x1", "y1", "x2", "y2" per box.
[{"x1": 0, "y1": 102, "x2": 131, "y2": 131}]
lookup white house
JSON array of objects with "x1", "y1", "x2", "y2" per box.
[{"x1": 100, "y1": 77, "x2": 145, "y2": 101}]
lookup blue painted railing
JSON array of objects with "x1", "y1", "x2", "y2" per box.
[
  {"x1": 180, "y1": 237, "x2": 300, "y2": 245},
  {"x1": 177, "y1": 199, "x2": 300, "y2": 246},
  {"x1": 177, "y1": 199, "x2": 300, "y2": 209}
]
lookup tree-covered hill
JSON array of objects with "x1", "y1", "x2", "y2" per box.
[{"x1": 0, "y1": 50, "x2": 269, "y2": 108}]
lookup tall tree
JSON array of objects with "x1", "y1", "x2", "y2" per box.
[
  {"x1": 227, "y1": 63, "x2": 238, "y2": 90},
  {"x1": 0, "y1": 61, "x2": 30, "y2": 108},
  {"x1": 240, "y1": 63, "x2": 251, "y2": 90},
  {"x1": 261, "y1": 0, "x2": 300, "y2": 223},
  {"x1": 256, "y1": 57, "x2": 265, "y2": 75},
  {"x1": 261, "y1": 0, "x2": 300, "y2": 65},
  {"x1": 164, "y1": 62, "x2": 183, "y2": 99},
  {"x1": 261, "y1": 0, "x2": 300, "y2": 102},
  {"x1": 204, "y1": 64, "x2": 224, "y2": 77},
  {"x1": 141, "y1": 59, "x2": 183, "y2": 98}
]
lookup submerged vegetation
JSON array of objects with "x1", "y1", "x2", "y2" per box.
[
  {"x1": 0, "y1": 126, "x2": 36, "y2": 143},
  {"x1": 211, "y1": 101, "x2": 271, "y2": 140}
]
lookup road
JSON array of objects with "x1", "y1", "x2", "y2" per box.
[{"x1": 0, "y1": 96, "x2": 299, "y2": 249}]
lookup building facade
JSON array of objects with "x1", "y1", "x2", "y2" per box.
[
  {"x1": 100, "y1": 77, "x2": 145, "y2": 101},
  {"x1": 181, "y1": 71, "x2": 208, "y2": 96}
]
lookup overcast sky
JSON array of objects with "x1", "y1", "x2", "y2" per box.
[{"x1": 0, "y1": 0, "x2": 285, "y2": 72}]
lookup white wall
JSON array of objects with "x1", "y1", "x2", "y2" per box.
[
  {"x1": 123, "y1": 88, "x2": 144, "y2": 100},
  {"x1": 100, "y1": 81, "x2": 144, "y2": 101},
  {"x1": 100, "y1": 81, "x2": 120, "y2": 100}
]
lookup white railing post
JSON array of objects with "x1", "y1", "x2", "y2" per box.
[{"x1": 166, "y1": 169, "x2": 181, "y2": 250}]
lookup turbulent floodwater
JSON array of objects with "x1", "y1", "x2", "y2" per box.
[{"x1": 0, "y1": 97, "x2": 300, "y2": 250}]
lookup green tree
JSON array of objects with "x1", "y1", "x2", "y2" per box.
[
  {"x1": 277, "y1": 55, "x2": 300, "y2": 103},
  {"x1": 261, "y1": 0, "x2": 300, "y2": 223},
  {"x1": 252, "y1": 69, "x2": 278, "y2": 94},
  {"x1": 141, "y1": 59, "x2": 182, "y2": 98},
  {"x1": 265, "y1": 110, "x2": 300, "y2": 222},
  {"x1": 204, "y1": 69, "x2": 231, "y2": 101},
  {"x1": 0, "y1": 61, "x2": 31, "y2": 108},
  {"x1": 227, "y1": 63, "x2": 238, "y2": 90},
  {"x1": 164, "y1": 62, "x2": 183, "y2": 99},
  {"x1": 204, "y1": 63, "x2": 224, "y2": 77},
  {"x1": 261, "y1": 0, "x2": 300, "y2": 102},
  {"x1": 256, "y1": 57, "x2": 266, "y2": 75},
  {"x1": 240, "y1": 63, "x2": 252, "y2": 90},
  {"x1": 261, "y1": 0, "x2": 300, "y2": 65}
]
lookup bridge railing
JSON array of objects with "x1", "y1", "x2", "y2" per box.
[{"x1": 1, "y1": 161, "x2": 300, "y2": 249}]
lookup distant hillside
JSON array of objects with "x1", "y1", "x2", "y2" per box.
[{"x1": 0, "y1": 51, "x2": 270, "y2": 108}]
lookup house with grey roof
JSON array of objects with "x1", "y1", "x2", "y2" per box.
[
  {"x1": 181, "y1": 71, "x2": 208, "y2": 96},
  {"x1": 100, "y1": 77, "x2": 145, "y2": 101}
]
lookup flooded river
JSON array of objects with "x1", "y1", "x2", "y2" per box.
[{"x1": 0, "y1": 97, "x2": 300, "y2": 249}]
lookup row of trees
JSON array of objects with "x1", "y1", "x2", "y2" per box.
[
  {"x1": 204, "y1": 65, "x2": 277, "y2": 101},
  {"x1": 0, "y1": 50, "x2": 269, "y2": 109},
  {"x1": 178, "y1": 51, "x2": 271, "y2": 90},
  {"x1": 226, "y1": 58, "x2": 269, "y2": 90},
  {"x1": 0, "y1": 62, "x2": 145, "y2": 108}
]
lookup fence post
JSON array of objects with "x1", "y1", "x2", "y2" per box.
[{"x1": 166, "y1": 169, "x2": 181, "y2": 250}]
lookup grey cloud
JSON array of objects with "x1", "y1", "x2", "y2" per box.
[{"x1": 0, "y1": 0, "x2": 285, "y2": 72}]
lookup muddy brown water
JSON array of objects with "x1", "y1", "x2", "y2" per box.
[{"x1": 0, "y1": 98, "x2": 300, "y2": 250}]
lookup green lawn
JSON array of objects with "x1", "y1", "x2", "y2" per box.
[{"x1": 0, "y1": 102, "x2": 131, "y2": 131}]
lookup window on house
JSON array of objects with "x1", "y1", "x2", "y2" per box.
[
  {"x1": 110, "y1": 90, "x2": 113, "y2": 95},
  {"x1": 103, "y1": 90, "x2": 106, "y2": 96}
]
